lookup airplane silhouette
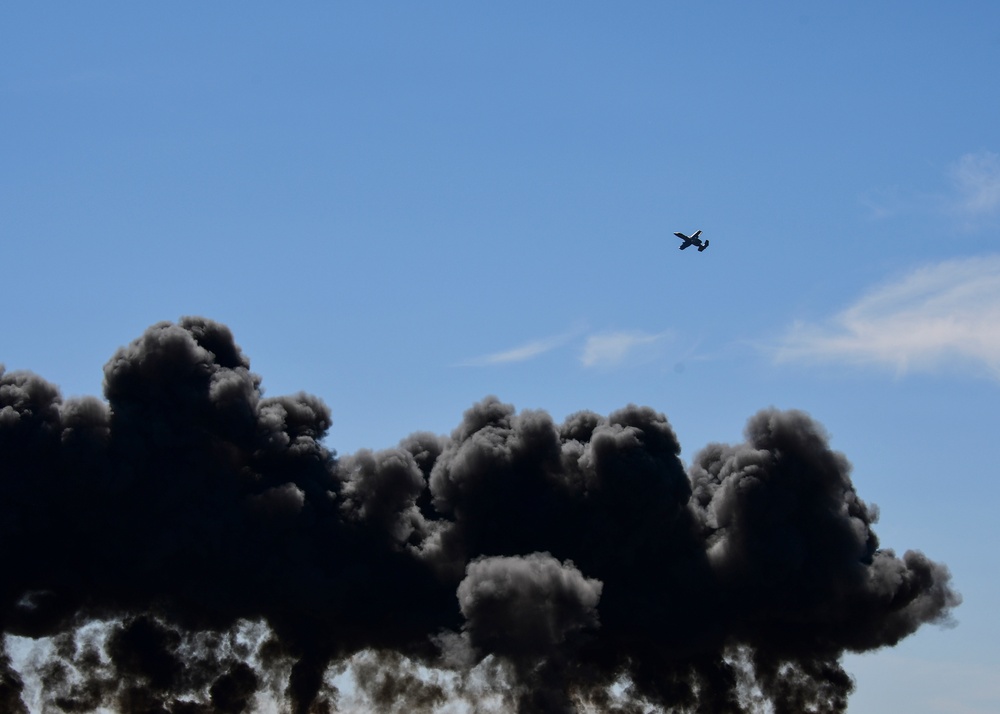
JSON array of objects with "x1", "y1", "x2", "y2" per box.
[{"x1": 674, "y1": 230, "x2": 709, "y2": 252}]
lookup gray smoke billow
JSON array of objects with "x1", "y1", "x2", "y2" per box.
[{"x1": 0, "y1": 317, "x2": 959, "y2": 712}]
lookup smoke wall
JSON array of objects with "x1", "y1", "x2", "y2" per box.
[{"x1": 0, "y1": 318, "x2": 959, "y2": 713}]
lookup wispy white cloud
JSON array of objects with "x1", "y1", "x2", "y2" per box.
[
  {"x1": 459, "y1": 326, "x2": 674, "y2": 370},
  {"x1": 950, "y1": 151, "x2": 1000, "y2": 220},
  {"x1": 774, "y1": 256, "x2": 1000, "y2": 379},
  {"x1": 862, "y1": 150, "x2": 1000, "y2": 225},
  {"x1": 458, "y1": 329, "x2": 580, "y2": 367},
  {"x1": 580, "y1": 330, "x2": 670, "y2": 369},
  {"x1": 860, "y1": 185, "x2": 907, "y2": 220}
]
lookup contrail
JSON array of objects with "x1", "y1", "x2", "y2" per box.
[{"x1": 0, "y1": 317, "x2": 959, "y2": 713}]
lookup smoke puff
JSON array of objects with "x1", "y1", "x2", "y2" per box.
[
  {"x1": 339, "y1": 448, "x2": 427, "y2": 546},
  {"x1": 457, "y1": 553, "x2": 603, "y2": 658},
  {"x1": 0, "y1": 318, "x2": 961, "y2": 713},
  {"x1": 687, "y1": 409, "x2": 960, "y2": 659}
]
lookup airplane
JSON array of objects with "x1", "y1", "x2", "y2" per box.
[{"x1": 674, "y1": 230, "x2": 709, "y2": 252}]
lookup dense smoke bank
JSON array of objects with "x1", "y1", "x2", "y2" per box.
[{"x1": 0, "y1": 318, "x2": 959, "y2": 712}]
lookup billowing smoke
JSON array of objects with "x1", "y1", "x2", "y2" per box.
[{"x1": 0, "y1": 317, "x2": 959, "y2": 712}]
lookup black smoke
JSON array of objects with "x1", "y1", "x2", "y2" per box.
[{"x1": 0, "y1": 317, "x2": 959, "y2": 712}]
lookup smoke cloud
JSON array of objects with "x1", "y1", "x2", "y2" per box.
[{"x1": 0, "y1": 317, "x2": 959, "y2": 712}]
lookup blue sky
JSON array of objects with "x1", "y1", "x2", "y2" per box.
[{"x1": 3, "y1": 3, "x2": 999, "y2": 711}]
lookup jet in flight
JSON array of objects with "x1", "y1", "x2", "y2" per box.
[{"x1": 674, "y1": 230, "x2": 709, "y2": 252}]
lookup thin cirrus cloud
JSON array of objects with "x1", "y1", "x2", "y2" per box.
[
  {"x1": 457, "y1": 330, "x2": 581, "y2": 367},
  {"x1": 579, "y1": 330, "x2": 671, "y2": 369},
  {"x1": 862, "y1": 150, "x2": 1000, "y2": 224},
  {"x1": 950, "y1": 151, "x2": 1000, "y2": 220},
  {"x1": 774, "y1": 255, "x2": 1000, "y2": 379},
  {"x1": 458, "y1": 328, "x2": 670, "y2": 369}
]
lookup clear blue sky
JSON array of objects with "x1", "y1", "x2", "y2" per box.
[{"x1": 3, "y1": 3, "x2": 999, "y2": 712}]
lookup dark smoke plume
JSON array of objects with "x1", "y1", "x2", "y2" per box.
[{"x1": 0, "y1": 317, "x2": 959, "y2": 712}]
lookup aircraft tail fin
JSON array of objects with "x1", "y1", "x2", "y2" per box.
[{"x1": 698, "y1": 240, "x2": 709, "y2": 252}]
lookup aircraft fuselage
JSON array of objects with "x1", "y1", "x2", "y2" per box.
[{"x1": 674, "y1": 230, "x2": 708, "y2": 251}]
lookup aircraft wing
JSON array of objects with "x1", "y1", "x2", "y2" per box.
[{"x1": 678, "y1": 241, "x2": 691, "y2": 250}]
